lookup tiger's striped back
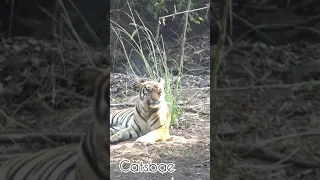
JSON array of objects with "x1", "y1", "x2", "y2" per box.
[
  {"x1": 0, "y1": 69, "x2": 110, "y2": 180},
  {"x1": 110, "y1": 78, "x2": 171, "y2": 144},
  {"x1": 110, "y1": 108, "x2": 135, "y2": 135}
]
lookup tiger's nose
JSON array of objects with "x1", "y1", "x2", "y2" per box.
[{"x1": 149, "y1": 99, "x2": 160, "y2": 104}]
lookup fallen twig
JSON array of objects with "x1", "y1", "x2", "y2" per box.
[
  {"x1": 180, "y1": 107, "x2": 210, "y2": 115},
  {"x1": 111, "y1": 103, "x2": 135, "y2": 107},
  {"x1": 155, "y1": 4, "x2": 210, "y2": 39},
  {"x1": 258, "y1": 131, "x2": 320, "y2": 147},
  {"x1": 59, "y1": 107, "x2": 91, "y2": 131},
  {"x1": 110, "y1": 103, "x2": 209, "y2": 115},
  {"x1": 0, "y1": 133, "x2": 84, "y2": 144},
  {"x1": 111, "y1": 102, "x2": 187, "y2": 107},
  {"x1": 213, "y1": 141, "x2": 320, "y2": 168},
  {"x1": 214, "y1": 80, "x2": 320, "y2": 91},
  {"x1": 0, "y1": 110, "x2": 55, "y2": 144},
  {"x1": 0, "y1": 153, "x2": 29, "y2": 162}
]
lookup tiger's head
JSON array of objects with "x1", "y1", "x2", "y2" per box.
[{"x1": 139, "y1": 78, "x2": 166, "y2": 109}]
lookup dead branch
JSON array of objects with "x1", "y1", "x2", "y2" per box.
[
  {"x1": 0, "y1": 110, "x2": 55, "y2": 144},
  {"x1": 258, "y1": 131, "x2": 320, "y2": 147},
  {"x1": 110, "y1": 102, "x2": 186, "y2": 107},
  {"x1": 0, "y1": 133, "x2": 84, "y2": 144},
  {"x1": 214, "y1": 80, "x2": 320, "y2": 91},
  {"x1": 213, "y1": 141, "x2": 320, "y2": 168},
  {"x1": 160, "y1": 4, "x2": 209, "y2": 20},
  {"x1": 110, "y1": 103, "x2": 209, "y2": 115},
  {"x1": 180, "y1": 107, "x2": 210, "y2": 115},
  {"x1": 59, "y1": 107, "x2": 91, "y2": 131},
  {"x1": 155, "y1": 4, "x2": 209, "y2": 40},
  {"x1": 111, "y1": 103, "x2": 135, "y2": 107},
  {"x1": 0, "y1": 153, "x2": 29, "y2": 162}
]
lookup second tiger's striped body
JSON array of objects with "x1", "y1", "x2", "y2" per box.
[
  {"x1": 110, "y1": 78, "x2": 172, "y2": 144},
  {"x1": 0, "y1": 69, "x2": 110, "y2": 180},
  {"x1": 0, "y1": 145, "x2": 77, "y2": 180}
]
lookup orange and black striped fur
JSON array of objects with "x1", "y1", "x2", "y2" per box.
[
  {"x1": 110, "y1": 78, "x2": 171, "y2": 144},
  {"x1": 0, "y1": 70, "x2": 110, "y2": 180}
]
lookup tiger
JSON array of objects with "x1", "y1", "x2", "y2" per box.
[
  {"x1": 110, "y1": 77, "x2": 172, "y2": 145},
  {"x1": 0, "y1": 69, "x2": 110, "y2": 180}
]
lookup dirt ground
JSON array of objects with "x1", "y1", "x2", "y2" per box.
[{"x1": 213, "y1": 41, "x2": 320, "y2": 180}]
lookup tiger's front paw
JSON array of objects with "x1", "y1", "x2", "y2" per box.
[
  {"x1": 134, "y1": 136, "x2": 156, "y2": 146},
  {"x1": 110, "y1": 134, "x2": 122, "y2": 144}
]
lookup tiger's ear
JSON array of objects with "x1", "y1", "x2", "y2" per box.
[{"x1": 133, "y1": 79, "x2": 146, "y2": 92}]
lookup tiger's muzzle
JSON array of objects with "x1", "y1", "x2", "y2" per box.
[{"x1": 148, "y1": 99, "x2": 161, "y2": 107}]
